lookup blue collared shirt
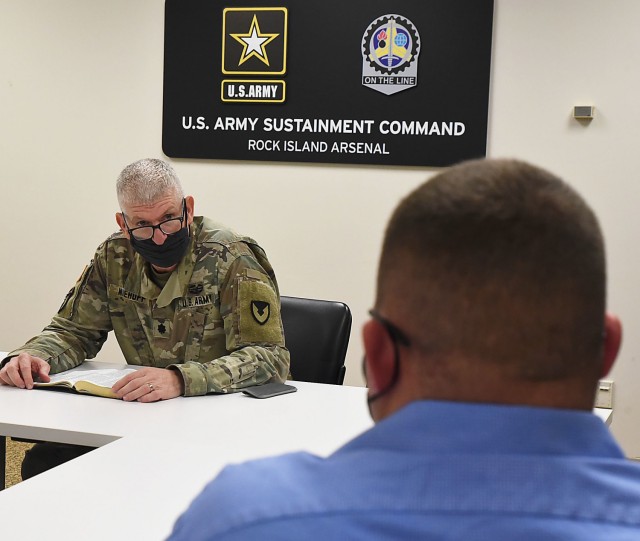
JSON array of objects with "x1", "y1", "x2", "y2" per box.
[{"x1": 169, "y1": 401, "x2": 640, "y2": 540}]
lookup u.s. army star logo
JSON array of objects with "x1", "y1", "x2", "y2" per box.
[
  {"x1": 231, "y1": 15, "x2": 279, "y2": 67},
  {"x1": 221, "y1": 7, "x2": 287, "y2": 103},
  {"x1": 251, "y1": 300, "x2": 271, "y2": 325},
  {"x1": 222, "y1": 8, "x2": 287, "y2": 75}
]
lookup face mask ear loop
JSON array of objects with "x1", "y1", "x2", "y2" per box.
[{"x1": 366, "y1": 338, "x2": 401, "y2": 405}]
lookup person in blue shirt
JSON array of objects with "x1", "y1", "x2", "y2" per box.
[{"x1": 169, "y1": 158, "x2": 640, "y2": 540}]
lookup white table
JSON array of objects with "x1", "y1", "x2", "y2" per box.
[
  {"x1": 0, "y1": 360, "x2": 613, "y2": 540},
  {"x1": 0, "y1": 362, "x2": 372, "y2": 448},
  {"x1": 0, "y1": 362, "x2": 373, "y2": 539}
]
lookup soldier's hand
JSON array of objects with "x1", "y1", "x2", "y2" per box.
[
  {"x1": 111, "y1": 366, "x2": 185, "y2": 402},
  {"x1": 0, "y1": 353, "x2": 51, "y2": 389}
]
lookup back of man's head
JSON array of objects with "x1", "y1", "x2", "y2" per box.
[{"x1": 377, "y1": 159, "x2": 607, "y2": 403}]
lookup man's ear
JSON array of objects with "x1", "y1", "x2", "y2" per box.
[
  {"x1": 602, "y1": 312, "x2": 622, "y2": 377},
  {"x1": 362, "y1": 319, "x2": 396, "y2": 394},
  {"x1": 115, "y1": 212, "x2": 129, "y2": 238},
  {"x1": 185, "y1": 196, "x2": 195, "y2": 226}
]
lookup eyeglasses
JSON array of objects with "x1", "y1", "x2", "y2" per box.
[
  {"x1": 122, "y1": 199, "x2": 186, "y2": 241},
  {"x1": 368, "y1": 310, "x2": 411, "y2": 348}
]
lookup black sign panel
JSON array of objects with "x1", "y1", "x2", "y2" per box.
[{"x1": 163, "y1": 0, "x2": 494, "y2": 167}]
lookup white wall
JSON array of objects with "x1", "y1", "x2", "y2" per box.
[{"x1": 2, "y1": 1, "x2": 639, "y2": 454}]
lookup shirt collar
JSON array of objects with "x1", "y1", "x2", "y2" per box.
[{"x1": 341, "y1": 400, "x2": 624, "y2": 459}]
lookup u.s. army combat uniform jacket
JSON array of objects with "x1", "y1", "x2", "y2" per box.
[{"x1": 6, "y1": 217, "x2": 290, "y2": 396}]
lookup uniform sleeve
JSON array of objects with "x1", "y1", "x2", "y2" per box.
[
  {"x1": 5, "y1": 246, "x2": 113, "y2": 374},
  {"x1": 170, "y1": 243, "x2": 290, "y2": 396}
]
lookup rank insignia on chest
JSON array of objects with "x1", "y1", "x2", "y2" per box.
[
  {"x1": 153, "y1": 318, "x2": 173, "y2": 338},
  {"x1": 251, "y1": 300, "x2": 270, "y2": 325}
]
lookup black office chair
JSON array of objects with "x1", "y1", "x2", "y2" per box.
[{"x1": 280, "y1": 296, "x2": 352, "y2": 385}]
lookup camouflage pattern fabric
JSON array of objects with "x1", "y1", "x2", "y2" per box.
[{"x1": 5, "y1": 217, "x2": 290, "y2": 396}]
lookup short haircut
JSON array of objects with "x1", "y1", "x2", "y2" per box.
[
  {"x1": 116, "y1": 158, "x2": 184, "y2": 208},
  {"x1": 378, "y1": 159, "x2": 606, "y2": 381}
]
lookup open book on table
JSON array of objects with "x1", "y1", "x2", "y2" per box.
[{"x1": 34, "y1": 365, "x2": 137, "y2": 399}]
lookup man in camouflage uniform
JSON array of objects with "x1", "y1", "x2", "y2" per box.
[{"x1": 0, "y1": 158, "x2": 289, "y2": 477}]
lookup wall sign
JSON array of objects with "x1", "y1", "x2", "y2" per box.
[{"x1": 163, "y1": 0, "x2": 494, "y2": 167}]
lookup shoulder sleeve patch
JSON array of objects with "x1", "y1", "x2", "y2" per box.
[
  {"x1": 58, "y1": 263, "x2": 93, "y2": 317},
  {"x1": 237, "y1": 279, "x2": 284, "y2": 346}
]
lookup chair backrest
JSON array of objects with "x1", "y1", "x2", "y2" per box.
[{"x1": 280, "y1": 296, "x2": 352, "y2": 385}]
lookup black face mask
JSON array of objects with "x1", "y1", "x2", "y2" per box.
[{"x1": 129, "y1": 225, "x2": 190, "y2": 269}]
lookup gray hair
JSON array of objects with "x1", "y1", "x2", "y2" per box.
[{"x1": 116, "y1": 158, "x2": 184, "y2": 208}]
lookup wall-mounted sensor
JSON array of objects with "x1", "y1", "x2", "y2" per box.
[{"x1": 573, "y1": 105, "x2": 595, "y2": 120}]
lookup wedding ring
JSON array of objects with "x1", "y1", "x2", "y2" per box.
[{"x1": 147, "y1": 383, "x2": 154, "y2": 391}]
